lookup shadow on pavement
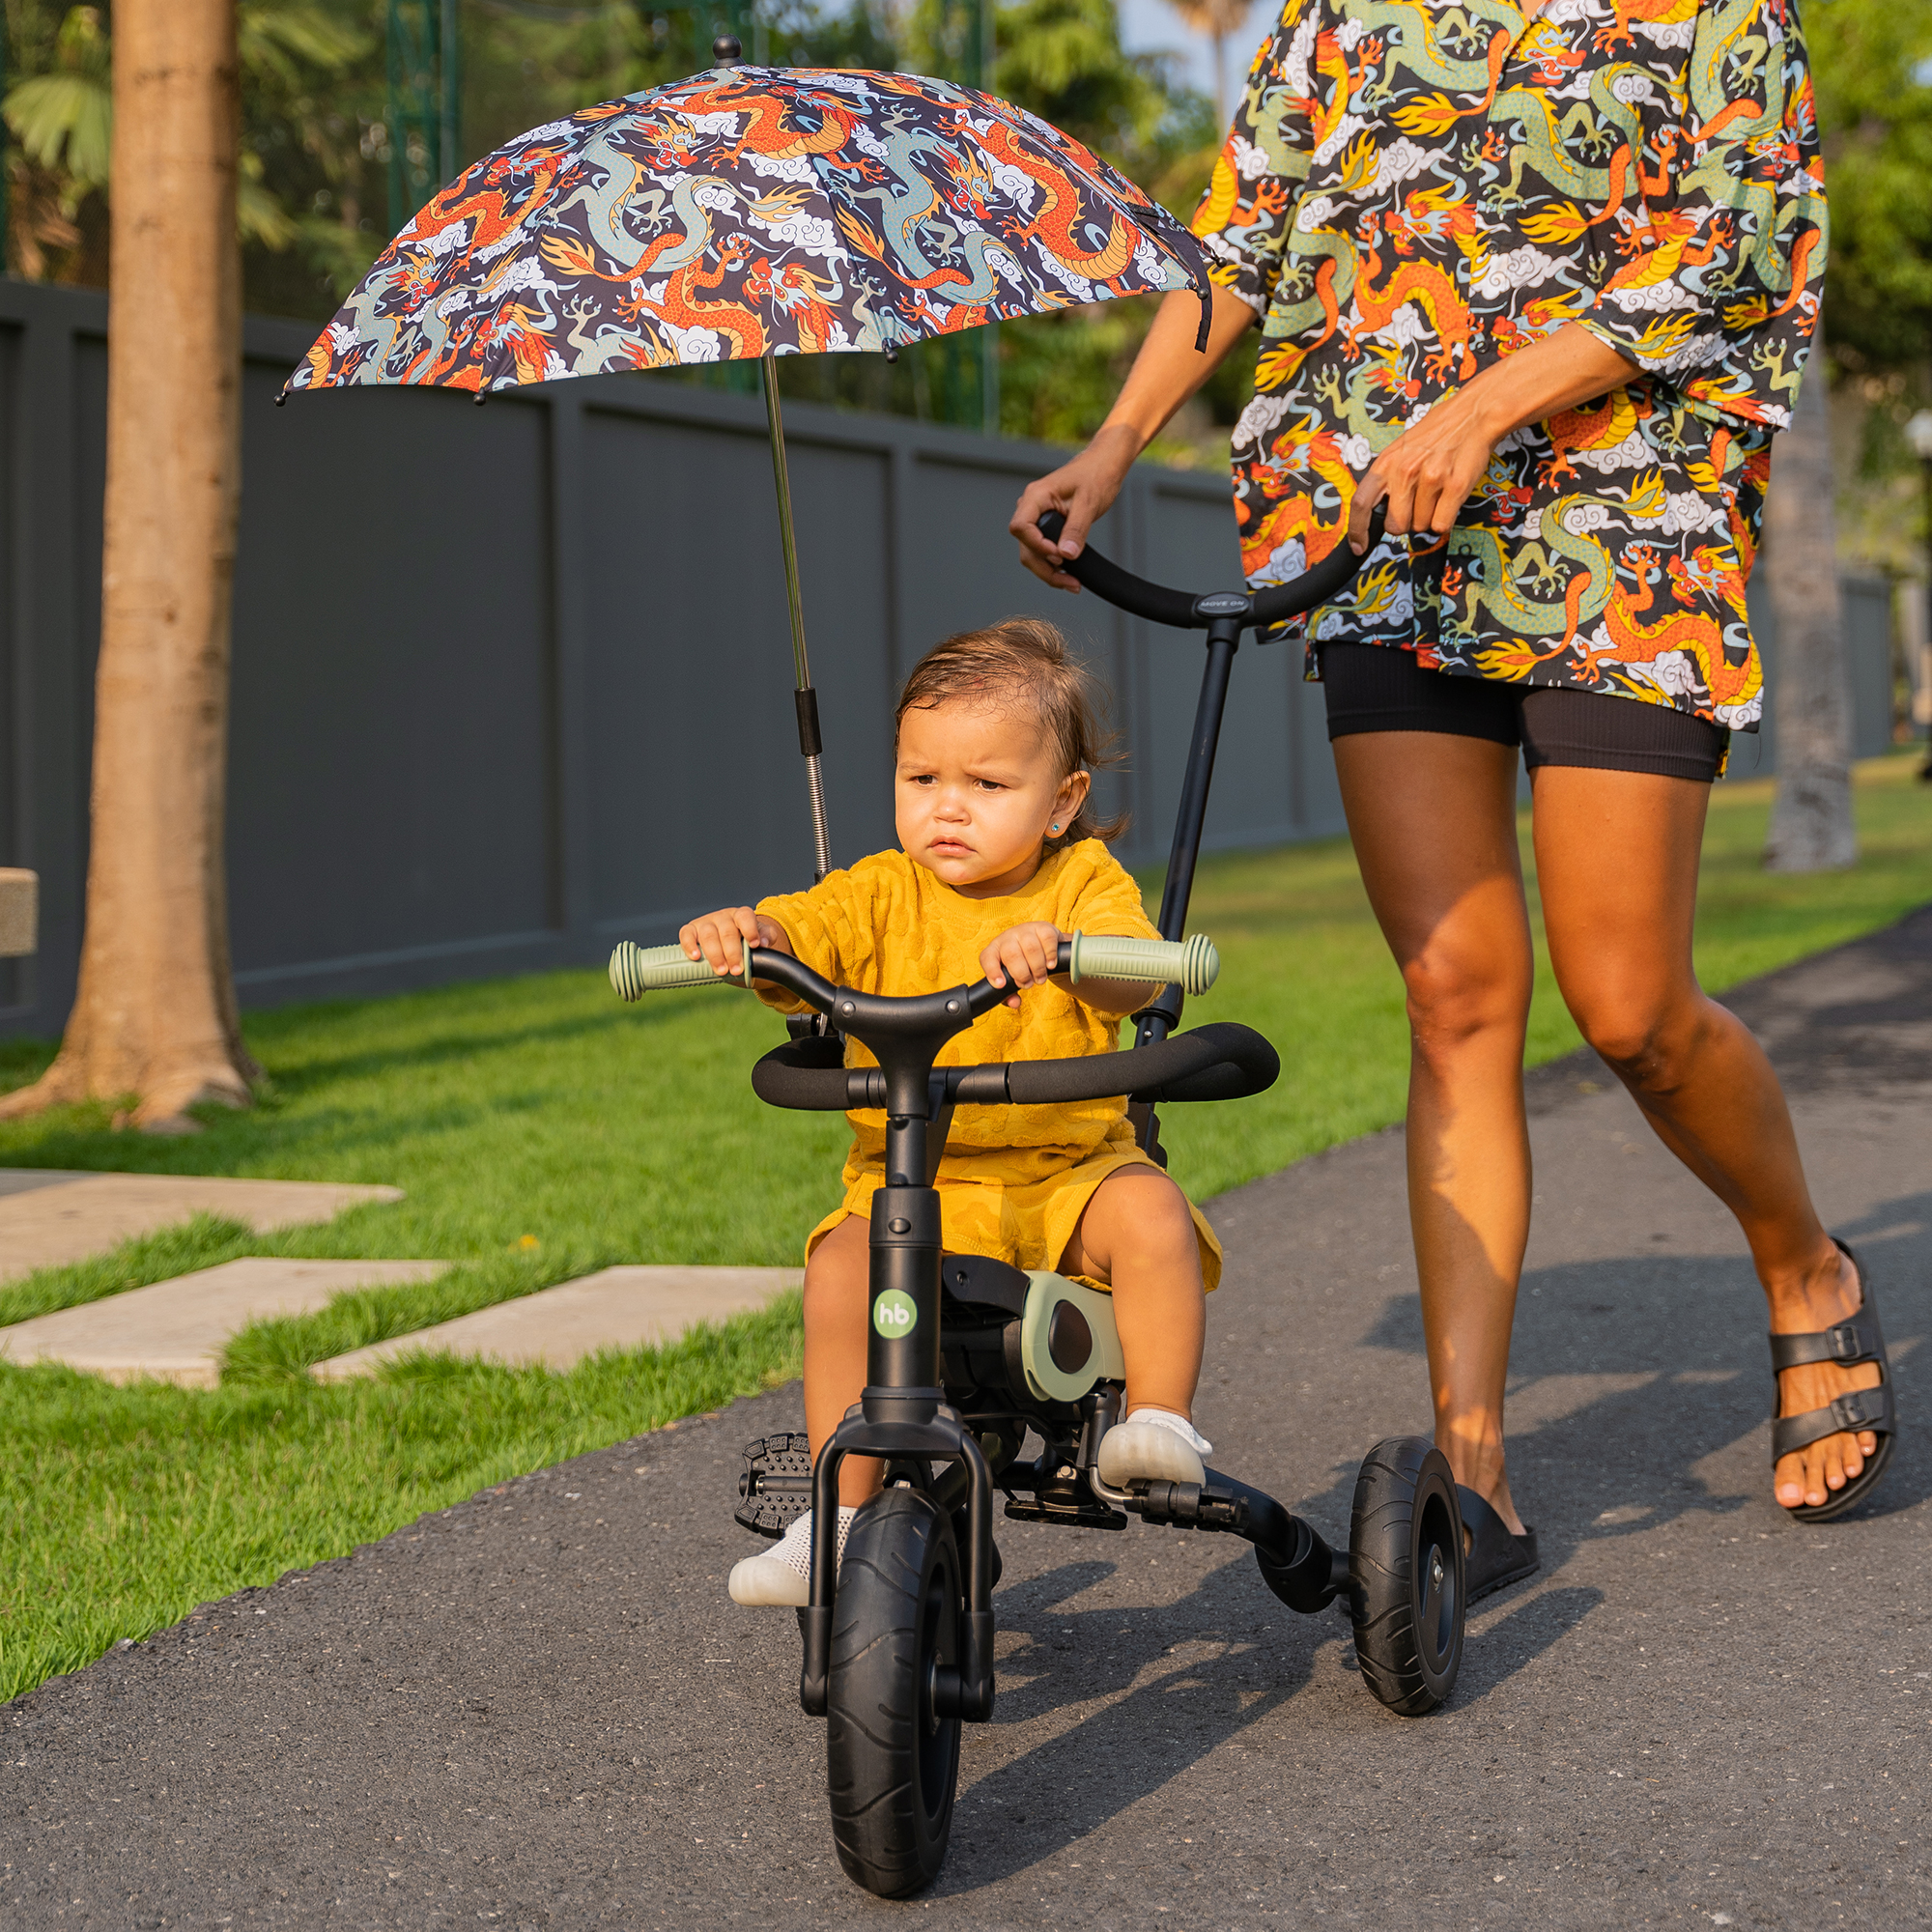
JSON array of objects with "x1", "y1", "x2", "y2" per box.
[{"x1": 942, "y1": 1551, "x2": 1314, "y2": 1889}]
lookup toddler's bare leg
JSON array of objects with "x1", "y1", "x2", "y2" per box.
[
  {"x1": 802, "y1": 1213, "x2": 884, "y2": 1507},
  {"x1": 1059, "y1": 1166, "x2": 1207, "y2": 1418}
]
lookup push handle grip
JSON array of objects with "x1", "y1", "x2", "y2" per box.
[
  {"x1": 1065, "y1": 931, "x2": 1218, "y2": 996},
  {"x1": 609, "y1": 939, "x2": 751, "y2": 1000}
]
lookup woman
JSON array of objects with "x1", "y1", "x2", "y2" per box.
[{"x1": 1011, "y1": 0, "x2": 1894, "y2": 1582}]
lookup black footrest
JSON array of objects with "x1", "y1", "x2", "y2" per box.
[{"x1": 736, "y1": 1432, "x2": 812, "y2": 1540}]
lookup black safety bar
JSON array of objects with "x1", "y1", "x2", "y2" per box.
[
  {"x1": 1036, "y1": 503, "x2": 1387, "y2": 631},
  {"x1": 753, "y1": 1018, "x2": 1279, "y2": 1114}
]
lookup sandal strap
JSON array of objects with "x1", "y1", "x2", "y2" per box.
[
  {"x1": 1770, "y1": 1308, "x2": 1883, "y2": 1372},
  {"x1": 1773, "y1": 1378, "x2": 1895, "y2": 1461}
]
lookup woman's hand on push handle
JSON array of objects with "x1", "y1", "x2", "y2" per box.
[
  {"x1": 679, "y1": 907, "x2": 792, "y2": 983},
  {"x1": 1012, "y1": 284, "x2": 1260, "y2": 590}
]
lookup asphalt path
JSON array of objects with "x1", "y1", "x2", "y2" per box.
[{"x1": 5, "y1": 908, "x2": 1929, "y2": 1930}]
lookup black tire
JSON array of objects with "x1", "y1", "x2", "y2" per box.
[
  {"x1": 1349, "y1": 1435, "x2": 1463, "y2": 1715},
  {"x1": 826, "y1": 1489, "x2": 962, "y2": 1897}
]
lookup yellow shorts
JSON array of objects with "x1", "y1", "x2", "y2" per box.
[{"x1": 806, "y1": 1146, "x2": 1222, "y2": 1293}]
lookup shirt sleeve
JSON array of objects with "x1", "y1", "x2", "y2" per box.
[
  {"x1": 753, "y1": 868, "x2": 870, "y2": 1016},
  {"x1": 1189, "y1": 0, "x2": 1321, "y2": 317},
  {"x1": 1058, "y1": 845, "x2": 1161, "y2": 945},
  {"x1": 1577, "y1": 0, "x2": 1827, "y2": 430}
]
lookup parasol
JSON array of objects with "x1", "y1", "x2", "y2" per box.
[{"x1": 283, "y1": 45, "x2": 1210, "y2": 879}]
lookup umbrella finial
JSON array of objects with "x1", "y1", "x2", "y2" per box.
[{"x1": 713, "y1": 33, "x2": 742, "y2": 66}]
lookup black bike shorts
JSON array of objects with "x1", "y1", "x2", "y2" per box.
[{"x1": 1316, "y1": 641, "x2": 1729, "y2": 783}]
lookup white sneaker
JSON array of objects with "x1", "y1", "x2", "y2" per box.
[
  {"x1": 727, "y1": 1506, "x2": 857, "y2": 1607},
  {"x1": 1096, "y1": 1407, "x2": 1212, "y2": 1488}
]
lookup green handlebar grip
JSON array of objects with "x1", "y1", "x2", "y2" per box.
[
  {"x1": 1067, "y1": 931, "x2": 1219, "y2": 996},
  {"x1": 609, "y1": 940, "x2": 751, "y2": 1001}
]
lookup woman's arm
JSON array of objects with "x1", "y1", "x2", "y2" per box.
[
  {"x1": 1009, "y1": 284, "x2": 1260, "y2": 589},
  {"x1": 1345, "y1": 323, "x2": 1640, "y2": 553}
]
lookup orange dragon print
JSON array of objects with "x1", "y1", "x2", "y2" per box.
[
  {"x1": 1193, "y1": 0, "x2": 1826, "y2": 735},
  {"x1": 286, "y1": 66, "x2": 1208, "y2": 396}
]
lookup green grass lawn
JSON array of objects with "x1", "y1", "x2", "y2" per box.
[{"x1": 1, "y1": 753, "x2": 1927, "y2": 1699}]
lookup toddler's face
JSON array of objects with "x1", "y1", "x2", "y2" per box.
[{"x1": 895, "y1": 698, "x2": 1089, "y2": 898}]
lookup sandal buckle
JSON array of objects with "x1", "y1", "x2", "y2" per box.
[
  {"x1": 1828, "y1": 1321, "x2": 1862, "y2": 1361},
  {"x1": 1831, "y1": 1390, "x2": 1882, "y2": 1430}
]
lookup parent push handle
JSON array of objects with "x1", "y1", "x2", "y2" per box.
[
  {"x1": 1035, "y1": 504, "x2": 1386, "y2": 630},
  {"x1": 608, "y1": 933, "x2": 1216, "y2": 1005}
]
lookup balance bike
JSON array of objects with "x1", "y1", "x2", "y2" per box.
[{"x1": 607, "y1": 504, "x2": 1462, "y2": 1898}]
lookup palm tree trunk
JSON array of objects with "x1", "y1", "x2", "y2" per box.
[
  {"x1": 1762, "y1": 344, "x2": 1858, "y2": 873},
  {"x1": 0, "y1": 0, "x2": 258, "y2": 1130}
]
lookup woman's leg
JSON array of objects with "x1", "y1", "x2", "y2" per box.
[
  {"x1": 1059, "y1": 1165, "x2": 1206, "y2": 1419},
  {"x1": 1332, "y1": 733, "x2": 1537, "y2": 1533},
  {"x1": 1529, "y1": 767, "x2": 1879, "y2": 1510},
  {"x1": 802, "y1": 1212, "x2": 885, "y2": 1507}
]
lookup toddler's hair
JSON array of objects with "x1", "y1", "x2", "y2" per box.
[{"x1": 895, "y1": 617, "x2": 1127, "y2": 850}]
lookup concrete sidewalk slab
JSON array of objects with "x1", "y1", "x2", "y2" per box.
[
  {"x1": 0, "y1": 1169, "x2": 404, "y2": 1283},
  {"x1": 0, "y1": 1256, "x2": 447, "y2": 1386},
  {"x1": 310, "y1": 1264, "x2": 801, "y2": 1379}
]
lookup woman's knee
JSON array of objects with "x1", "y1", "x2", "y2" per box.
[
  {"x1": 1401, "y1": 943, "x2": 1529, "y2": 1059},
  {"x1": 1567, "y1": 984, "x2": 1706, "y2": 1093}
]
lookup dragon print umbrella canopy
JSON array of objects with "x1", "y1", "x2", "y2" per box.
[
  {"x1": 285, "y1": 65, "x2": 1208, "y2": 394},
  {"x1": 286, "y1": 58, "x2": 1209, "y2": 880}
]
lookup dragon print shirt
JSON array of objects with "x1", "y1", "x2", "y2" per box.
[{"x1": 1191, "y1": 0, "x2": 1828, "y2": 730}]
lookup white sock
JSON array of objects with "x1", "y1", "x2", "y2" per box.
[
  {"x1": 775, "y1": 1506, "x2": 858, "y2": 1581},
  {"x1": 1123, "y1": 1406, "x2": 1212, "y2": 1459}
]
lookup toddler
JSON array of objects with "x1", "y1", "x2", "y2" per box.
[{"x1": 678, "y1": 619, "x2": 1223, "y2": 1607}]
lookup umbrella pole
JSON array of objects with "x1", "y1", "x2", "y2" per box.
[{"x1": 760, "y1": 355, "x2": 834, "y2": 885}]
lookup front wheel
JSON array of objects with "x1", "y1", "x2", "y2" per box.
[
  {"x1": 826, "y1": 1489, "x2": 963, "y2": 1896},
  {"x1": 1349, "y1": 1436, "x2": 1463, "y2": 1715}
]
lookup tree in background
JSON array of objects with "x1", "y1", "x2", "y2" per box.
[
  {"x1": 0, "y1": 0, "x2": 261, "y2": 1128},
  {"x1": 1804, "y1": 0, "x2": 1932, "y2": 581},
  {"x1": 1757, "y1": 0, "x2": 1931, "y2": 868},
  {"x1": 1765, "y1": 346, "x2": 1858, "y2": 871},
  {"x1": 1159, "y1": 0, "x2": 1248, "y2": 125}
]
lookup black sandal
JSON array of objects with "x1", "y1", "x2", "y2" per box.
[
  {"x1": 1457, "y1": 1485, "x2": 1539, "y2": 1603},
  {"x1": 1771, "y1": 1237, "x2": 1896, "y2": 1523}
]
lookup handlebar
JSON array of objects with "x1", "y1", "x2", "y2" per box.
[
  {"x1": 609, "y1": 931, "x2": 1219, "y2": 1007},
  {"x1": 1036, "y1": 504, "x2": 1387, "y2": 632}
]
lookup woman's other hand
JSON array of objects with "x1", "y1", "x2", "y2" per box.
[
  {"x1": 1012, "y1": 284, "x2": 1260, "y2": 590},
  {"x1": 980, "y1": 921, "x2": 1066, "y2": 1009},
  {"x1": 1348, "y1": 323, "x2": 1641, "y2": 554},
  {"x1": 679, "y1": 907, "x2": 792, "y2": 980}
]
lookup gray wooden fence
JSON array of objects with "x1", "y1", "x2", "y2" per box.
[{"x1": 0, "y1": 276, "x2": 1898, "y2": 1040}]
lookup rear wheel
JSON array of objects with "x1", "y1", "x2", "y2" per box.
[
  {"x1": 826, "y1": 1489, "x2": 962, "y2": 1896},
  {"x1": 1349, "y1": 1436, "x2": 1463, "y2": 1715}
]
